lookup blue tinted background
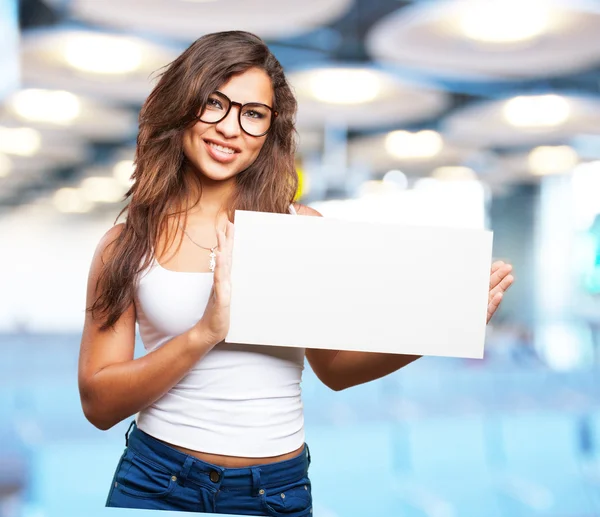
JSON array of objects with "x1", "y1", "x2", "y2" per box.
[{"x1": 2, "y1": 332, "x2": 600, "y2": 517}]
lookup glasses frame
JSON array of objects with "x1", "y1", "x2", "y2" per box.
[{"x1": 197, "y1": 90, "x2": 278, "y2": 138}]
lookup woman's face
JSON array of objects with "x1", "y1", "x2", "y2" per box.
[{"x1": 183, "y1": 67, "x2": 274, "y2": 183}]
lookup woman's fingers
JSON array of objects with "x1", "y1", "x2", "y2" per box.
[
  {"x1": 487, "y1": 292, "x2": 503, "y2": 323},
  {"x1": 218, "y1": 222, "x2": 233, "y2": 282},
  {"x1": 486, "y1": 266, "x2": 514, "y2": 323},
  {"x1": 225, "y1": 221, "x2": 235, "y2": 274},
  {"x1": 491, "y1": 261, "x2": 504, "y2": 274},
  {"x1": 225, "y1": 220, "x2": 235, "y2": 241},
  {"x1": 489, "y1": 263, "x2": 512, "y2": 290},
  {"x1": 486, "y1": 262, "x2": 514, "y2": 324},
  {"x1": 213, "y1": 222, "x2": 234, "y2": 303},
  {"x1": 489, "y1": 274, "x2": 514, "y2": 300},
  {"x1": 216, "y1": 225, "x2": 228, "y2": 253},
  {"x1": 214, "y1": 228, "x2": 227, "y2": 287}
]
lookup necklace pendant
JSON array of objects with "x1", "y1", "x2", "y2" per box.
[{"x1": 209, "y1": 250, "x2": 216, "y2": 272}]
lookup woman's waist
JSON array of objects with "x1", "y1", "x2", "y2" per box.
[
  {"x1": 163, "y1": 441, "x2": 306, "y2": 468},
  {"x1": 127, "y1": 421, "x2": 310, "y2": 489}
]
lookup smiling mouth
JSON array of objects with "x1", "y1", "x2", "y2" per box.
[{"x1": 205, "y1": 140, "x2": 238, "y2": 155}]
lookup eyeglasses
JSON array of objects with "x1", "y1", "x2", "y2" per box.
[{"x1": 197, "y1": 91, "x2": 278, "y2": 137}]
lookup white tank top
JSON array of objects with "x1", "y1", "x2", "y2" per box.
[{"x1": 134, "y1": 205, "x2": 305, "y2": 457}]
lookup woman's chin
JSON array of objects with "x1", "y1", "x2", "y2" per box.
[{"x1": 197, "y1": 164, "x2": 240, "y2": 184}]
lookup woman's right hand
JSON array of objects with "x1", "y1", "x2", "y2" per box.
[{"x1": 197, "y1": 221, "x2": 235, "y2": 346}]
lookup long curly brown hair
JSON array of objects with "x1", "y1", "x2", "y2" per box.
[{"x1": 90, "y1": 31, "x2": 298, "y2": 331}]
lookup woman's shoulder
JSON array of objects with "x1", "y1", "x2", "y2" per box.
[
  {"x1": 93, "y1": 223, "x2": 126, "y2": 263},
  {"x1": 103, "y1": 222, "x2": 126, "y2": 239},
  {"x1": 98, "y1": 222, "x2": 126, "y2": 247},
  {"x1": 292, "y1": 203, "x2": 322, "y2": 217}
]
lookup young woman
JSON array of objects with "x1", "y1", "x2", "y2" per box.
[{"x1": 78, "y1": 31, "x2": 513, "y2": 516}]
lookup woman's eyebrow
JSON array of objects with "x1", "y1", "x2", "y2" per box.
[{"x1": 217, "y1": 90, "x2": 273, "y2": 106}]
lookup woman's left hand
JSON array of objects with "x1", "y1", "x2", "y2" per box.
[{"x1": 487, "y1": 261, "x2": 514, "y2": 324}]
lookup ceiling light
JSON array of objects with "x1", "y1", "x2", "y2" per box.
[
  {"x1": 80, "y1": 176, "x2": 127, "y2": 203},
  {"x1": 53, "y1": 188, "x2": 94, "y2": 213},
  {"x1": 64, "y1": 34, "x2": 143, "y2": 74},
  {"x1": 0, "y1": 154, "x2": 12, "y2": 177},
  {"x1": 385, "y1": 130, "x2": 443, "y2": 159},
  {"x1": 0, "y1": 127, "x2": 41, "y2": 156},
  {"x1": 310, "y1": 69, "x2": 381, "y2": 104},
  {"x1": 383, "y1": 169, "x2": 408, "y2": 190},
  {"x1": 12, "y1": 89, "x2": 81, "y2": 124},
  {"x1": 503, "y1": 95, "x2": 570, "y2": 128},
  {"x1": 432, "y1": 166, "x2": 477, "y2": 181},
  {"x1": 459, "y1": 0, "x2": 550, "y2": 44},
  {"x1": 113, "y1": 159, "x2": 135, "y2": 187},
  {"x1": 528, "y1": 145, "x2": 578, "y2": 176}
]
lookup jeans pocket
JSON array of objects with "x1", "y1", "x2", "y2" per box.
[
  {"x1": 115, "y1": 449, "x2": 177, "y2": 499},
  {"x1": 260, "y1": 477, "x2": 312, "y2": 517},
  {"x1": 106, "y1": 449, "x2": 128, "y2": 505}
]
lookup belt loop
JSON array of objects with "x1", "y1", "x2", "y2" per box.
[
  {"x1": 124, "y1": 420, "x2": 135, "y2": 447},
  {"x1": 305, "y1": 443, "x2": 311, "y2": 468},
  {"x1": 251, "y1": 467, "x2": 262, "y2": 497},
  {"x1": 179, "y1": 457, "x2": 194, "y2": 487}
]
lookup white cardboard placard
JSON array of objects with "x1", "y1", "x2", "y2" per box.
[{"x1": 226, "y1": 210, "x2": 493, "y2": 358}]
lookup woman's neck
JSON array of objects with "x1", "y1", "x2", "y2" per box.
[{"x1": 180, "y1": 168, "x2": 235, "y2": 224}]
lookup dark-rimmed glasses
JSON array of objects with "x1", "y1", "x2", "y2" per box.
[{"x1": 197, "y1": 91, "x2": 278, "y2": 137}]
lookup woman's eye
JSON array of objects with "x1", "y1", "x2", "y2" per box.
[
  {"x1": 245, "y1": 110, "x2": 264, "y2": 119},
  {"x1": 208, "y1": 99, "x2": 223, "y2": 109}
]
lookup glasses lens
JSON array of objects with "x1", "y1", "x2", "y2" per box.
[
  {"x1": 199, "y1": 92, "x2": 273, "y2": 136},
  {"x1": 199, "y1": 92, "x2": 230, "y2": 124},
  {"x1": 240, "y1": 104, "x2": 272, "y2": 136}
]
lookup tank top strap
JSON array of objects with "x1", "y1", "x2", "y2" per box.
[{"x1": 288, "y1": 203, "x2": 297, "y2": 215}]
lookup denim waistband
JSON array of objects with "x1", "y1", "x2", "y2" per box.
[{"x1": 124, "y1": 421, "x2": 310, "y2": 494}]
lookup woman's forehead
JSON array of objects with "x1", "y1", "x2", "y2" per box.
[{"x1": 217, "y1": 68, "x2": 274, "y2": 105}]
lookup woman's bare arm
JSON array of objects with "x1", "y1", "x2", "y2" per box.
[{"x1": 78, "y1": 224, "x2": 219, "y2": 431}]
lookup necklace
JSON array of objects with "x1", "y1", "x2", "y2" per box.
[{"x1": 178, "y1": 223, "x2": 218, "y2": 272}]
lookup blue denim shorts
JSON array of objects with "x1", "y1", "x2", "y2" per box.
[{"x1": 105, "y1": 421, "x2": 313, "y2": 516}]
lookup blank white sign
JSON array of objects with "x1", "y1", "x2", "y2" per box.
[{"x1": 227, "y1": 210, "x2": 493, "y2": 359}]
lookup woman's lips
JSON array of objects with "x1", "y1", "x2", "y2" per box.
[{"x1": 204, "y1": 140, "x2": 239, "y2": 164}]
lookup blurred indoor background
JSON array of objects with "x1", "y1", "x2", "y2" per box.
[{"x1": 2, "y1": 0, "x2": 600, "y2": 516}]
